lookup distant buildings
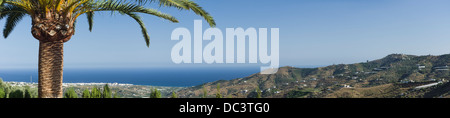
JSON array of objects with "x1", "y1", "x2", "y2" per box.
[
  {"x1": 343, "y1": 84, "x2": 352, "y2": 88},
  {"x1": 434, "y1": 65, "x2": 449, "y2": 71},
  {"x1": 417, "y1": 64, "x2": 426, "y2": 70},
  {"x1": 373, "y1": 67, "x2": 389, "y2": 71},
  {"x1": 62, "y1": 82, "x2": 133, "y2": 87}
]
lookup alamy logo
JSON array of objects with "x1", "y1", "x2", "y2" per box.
[{"x1": 171, "y1": 20, "x2": 279, "y2": 74}]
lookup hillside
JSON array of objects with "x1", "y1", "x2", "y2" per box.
[{"x1": 177, "y1": 53, "x2": 450, "y2": 98}]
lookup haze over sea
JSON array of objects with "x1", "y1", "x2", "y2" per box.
[
  {"x1": 0, "y1": 67, "x2": 243, "y2": 87},
  {"x1": 0, "y1": 66, "x2": 321, "y2": 87}
]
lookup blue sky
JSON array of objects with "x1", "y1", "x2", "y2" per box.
[{"x1": 1, "y1": 0, "x2": 450, "y2": 69}]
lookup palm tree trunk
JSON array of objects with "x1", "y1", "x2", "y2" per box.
[{"x1": 38, "y1": 40, "x2": 64, "y2": 98}]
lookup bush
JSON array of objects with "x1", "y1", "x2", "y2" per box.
[
  {"x1": 285, "y1": 90, "x2": 311, "y2": 98},
  {"x1": 24, "y1": 89, "x2": 32, "y2": 98},
  {"x1": 0, "y1": 88, "x2": 5, "y2": 98},
  {"x1": 82, "y1": 89, "x2": 90, "y2": 98},
  {"x1": 9, "y1": 90, "x2": 24, "y2": 98},
  {"x1": 102, "y1": 84, "x2": 111, "y2": 98},
  {"x1": 90, "y1": 87, "x2": 102, "y2": 98},
  {"x1": 64, "y1": 88, "x2": 78, "y2": 98},
  {"x1": 150, "y1": 88, "x2": 161, "y2": 98},
  {"x1": 171, "y1": 91, "x2": 177, "y2": 98}
]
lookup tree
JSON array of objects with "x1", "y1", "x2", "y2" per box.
[
  {"x1": 171, "y1": 91, "x2": 177, "y2": 98},
  {"x1": 64, "y1": 88, "x2": 78, "y2": 98},
  {"x1": 9, "y1": 89, "x2": 24, "y2": 98},
  {"x1": 90, "y1": 87, "x2": 101, "y2": 98},
  {"x1": 150, "y1": 88, "x2": 161, "y2": 98},
  {"x1": 82, "y1": 89, "x2": 90, "y2": 98},
  {"x1": 0, "y1": 78, "x2": 11, "y2": 98},
  {"x1": 102, "y1": 84, "x2": 111, "y2": 98},
  {"x1": 0, "y1": 78, "x2": 4, "y2": 88},
  {"x1": 0, "y1": 78, "x2": 8, "y2": 98},
  {"x1": 256, "y1": 86, "x2": 262, "y2": 98},
  {"x1": 0, "y1": 88, "x2": 5, "y2": 98},
  {"x1": 202, "y1": 85, "x2": 207, "y2": 98},
  {"x1": 0, "y1": 0, "x2": 215, "y2": 98},
  {"x1": 24, "y1": 88, "x2": 32, "y2": 98},
  {"x1": 215, "y1": 84, "x2": 222, "y2": 98}
]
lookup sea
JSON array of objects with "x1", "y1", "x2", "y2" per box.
[{"x1": 0, "y1": 67, "x2": 261, "y2": 87}]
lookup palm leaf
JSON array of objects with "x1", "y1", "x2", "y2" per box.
[
  {"x1": 146, "y1": 0, "x2": 215, "y2": 27},
  {"x1": 3, "y1": 0, "x2": 33, "y2": 14},
  {"x1": 178, "y1": 0, "x2": 215, "y2": 27},
  {"x1": 0, "y1": 5, "x2": 27, "y2": 19},
  {"x1": 3, "y1": 10, "x2": 26, "y2": 38},
  {"x1": 0, "y1": 0, "x2": 215, "y2": 47},
  {"x1": 76, "y1": 0, "x2": 178, "y2": 22},
  {"x1": 86, "y1": 11, "x2": 93, "y2": 31},
  {"x1": 125, "y1": 12, "x2": 150, "y2": 47}
]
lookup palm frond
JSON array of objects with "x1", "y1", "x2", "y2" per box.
[
  {"x1": 63, "y1": 0, "x2": 90, "y2": 16},
  {"x1": 3, "y1": 10, "x2": 26, "y2": 38},
  {"x1": 131, "y1": 7, "x2": 178, "y2": 22},
  {"x1": 76, "y1": 0, "x2": 178, "y2": 23},
  {"x1": 147, "y1": 0, "x2": 215, "y2": 27},
  {"x1": 0, "y1": 4, "x2": 28, "y2": 19},
  {"x1": 72, "y1": 19, "x2": 77, "y2": 35},
  {"x1": 179, "y1": 0, "x2": 215, "y2": 27},
  {"x1": 0, "y1": 0, "x2": 215, "y2": 47},
  {"x1": 125, "y1": 12, "x2": 150, "y2": 47},
  {"x1": 55, "y1": 0, "x2": 64, "y2": 11},
  {"x1": 3, "y1": 0, "x2": 33, "y2": 14},
  {"x1": 86, "y1": 11, "x2": 93, "y2": 31}
]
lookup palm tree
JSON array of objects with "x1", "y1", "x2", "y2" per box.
[{"x1": 0, "y1": 0, "x2": 215, "y2": 98}]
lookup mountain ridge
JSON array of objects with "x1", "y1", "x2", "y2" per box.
[{"x1": 177, "y1": 53, "x2": 450, "y2": 98}]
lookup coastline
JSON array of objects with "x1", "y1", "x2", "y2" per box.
[
  {"x1": 0, "y1": 67, "x2": 259, "y2": 87},
  {"x1": 3, "y1": 81, "x2": 188, "y2": 87},
  {"x1": 5, "y1": 81, "x2": 133, "y2": 87},
  {"x1": 3, "y1": 81, "x2": 184, "y2": 98}
]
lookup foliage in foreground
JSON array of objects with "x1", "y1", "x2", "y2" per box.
[
  {"x1": 64, "y1": 84, "x2": 118, "y2": 98},
  {"x1": 150, "y1": 88, "x2": 161, "y2": 98}
]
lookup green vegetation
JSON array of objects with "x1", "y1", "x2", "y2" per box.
[
  {"x1": 9, "y1": 90, "x2": 24, "y2": 98},
  {"x1": 0, "y1": 0, "x2": 216, "y2": 98},
  {"x1": 0, "y1": 77, "x2": 179, "y2": 98},
  {"x1": 0, "y1": 88, "x2": 5, "y2": 98},
  {"x1": 150, "y1": 88, "x2": 161, "y2": 98},
  {"x1": 286, "y1": 88, "x2": 317, "y2": 98},
  {"x1": 202, "y1": 85, "x2": 207, "y2": 98},
  {"x1": 171, "y1": 91, "x2": 178, "y2": 98},
  {"x1": 0, "y1": 78, "x2": 9, "y2": 98},
  {"x1": 24, "y1": 88, "x2": 32, "y2": 98},
  {"x1": 0, "y1": 78, "x2": 37, "y2": 98},
  {"x1": 216, "y1": 84, "x2": 222, "y2": 98},
  {"x1": 64, "y1": 88, "x2": 78, "y2": 98},
  {"x1": 91, "y1": 87, "x2": 102, "y2": 98},
  {"x1": 102, "y1": 84, "x2": 112, "y2": 98},
  {"x1": 256, "y1": 86, "x2": 262, "y2": 98},
  {"x1": 82, "y1": 89, "x2": 90, "y2": 98},
  {"x1": 177, "y1": 53, "x2": 450, "y2": 98},
  {"x1": 63, "y1": 84, "x2": 119, "y2": 98}
]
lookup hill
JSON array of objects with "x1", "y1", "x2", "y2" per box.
[{"x1": 176, "y1": 53, "x2": 450, "y2": 98}]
